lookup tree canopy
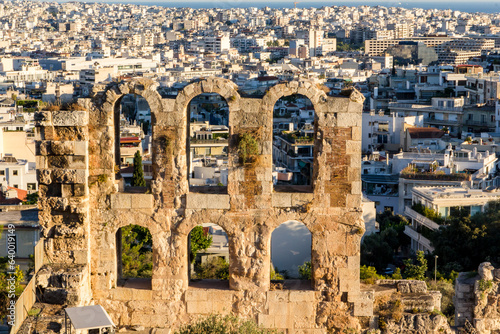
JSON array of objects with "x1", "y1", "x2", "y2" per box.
[
  {"x1": 190, "y1": 225, "x2": 213, "y2": 263},
  {"x1": 430, "y1": 201, "x2": 500, "y2": 272},
  {"x1": 132, "y1": 150, "x2": 146, "y2": 187}
]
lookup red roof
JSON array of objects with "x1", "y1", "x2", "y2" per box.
[
  {"x1": 120, "y1": 137, "x2": 141, "y2": 143},
  {"x1": 0, "y1": 186, "x2": 27, "y2": 205},
  {"x1": 407, "y1": 127, "x2": 444, "y2": 139}
]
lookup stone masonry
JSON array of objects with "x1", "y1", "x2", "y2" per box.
[
  {"x1": 455, "y1": 262, "x2": 500, "y2": 333},
  {"x1": 35, "y1": 77, "x2": 368, "y2": 333}
]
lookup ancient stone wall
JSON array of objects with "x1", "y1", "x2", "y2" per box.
[
  {"x1": 35, "y1": 77, "x2": 367, "y2": 333},
  {"x1": 454, "y1": 262, "x2": 500, "y2": 333}
]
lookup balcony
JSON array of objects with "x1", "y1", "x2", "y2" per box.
[
  {"x1": 404, "y1": 207, "x2": 440, "y2": 231},
  {"x1": 423, "y1": 118, "x2": 460, "y2": 126},
  {"x1": 404, "y1": 225, "x2": 435, "y2": 252},
  {"x1": 277, "y1": 133, "x2": 314, "y2": 145},
  {"x1": 463, "y1": 120, "x2": 492, "y2": 127},
  {"x1": 190, "y1": 138, "x2": 228, "y2": 145},
  {"x1": 400, "y1": 170, "x2": 471, "y2": 181}
]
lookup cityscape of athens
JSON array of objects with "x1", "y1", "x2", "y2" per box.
[{"x1": 1, "y1": 0, "x2": 500, "y2": 333}]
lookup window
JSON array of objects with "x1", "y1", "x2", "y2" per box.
[
  {"x1": 13, "y1": 184, "x2": 18, "y2": 189},
  {"x1": 378, "y1": 123, "x2": 389, "y2": 132},
  {"x1": 189, "y1": 224, "x2": 229, "y2": 288},
  {"x1": 12, "y1": 170, "x2": 18, "y2": 176},
  {"x1": 0, "y1": 170, "x2": 4, "y2": 175},
  {"x1": 271, "y1": 220, "x2": 311, "y2": 288},
  {"x1": 27, "y1": 183, "x2": 36, "y2": 190},
  {"x1": 116, "y1": 224, "x2": 153, "y2": 289}
]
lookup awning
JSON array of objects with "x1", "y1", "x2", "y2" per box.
[{"x1": 65, "y1": 305, "x2": 115, "y2": 331}]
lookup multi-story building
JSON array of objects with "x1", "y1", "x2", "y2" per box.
[
  {"x1": 272, "y1": 124, "x2": 314, "y2": 186},
  {"x1": 404, "y1": 186, "x2": 500, "y2": 253},
  {"x1": 362, "y1": 111, "x2": 424, "y2": 153},
  {"x1": 394, "y1": 146, "x2": 498, "y2": 213},
  {"x1": 365, "y1": 37, "x2": 494, "y2": 56},
  {"x1": 204, "y1": 33, "x2": 230, "y2": 54},
  {"x1": 0, "y1": 155, "x2": 37, "y2": 192},
  {"x1": 389, "y1": 97, "x2": 465, "y2": 137}
]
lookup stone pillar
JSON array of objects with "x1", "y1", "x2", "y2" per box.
[{"x1": 35, "y1": 108, "x2": 92, "y2": 306}]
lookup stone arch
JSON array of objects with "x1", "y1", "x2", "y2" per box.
[
  {"x1": 261, "y1": 80, "x2": 328, "y2": 115},
  {"x1": 262, "y1": 81, "x2": 329, "y2": 193},
  {"x1": 109, "y1": 212, "x2": 159, "y2": 289},
  {"x1": 94, "y1": 78, "x2": 163, "y2": 169},
  {"x1": 174, "y1": 78, "x2": 241, "y2": 192},
  {"x1": 172, "y1": 213, "x2": 236, "y2": 289},
  {"x1": 173, "y1": 77, "x2": 241, "y2": 114},
  {"x1": 269, "y1": 220, "x2": 312, "y2": 283}
]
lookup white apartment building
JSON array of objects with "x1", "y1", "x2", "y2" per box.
[
  {"x1": 365, "y1": 37, "x2": 495, "y2": 56},
  {"x1": 204, "y1": 33, "x2": 230, "y2": 54},
  {"x1": 389, "y1": 97, "x2": 465, "y2": 137},
  {"x1": 296, "y1": 29, "x2": 323, "y2": 57},
  {"x1": 362, "y1": 111, "x2": 424, "y2": 153},
  {"x1": 405, "y1": 186, "x2": 500, "y2": 253},
  {"x1": 394, "y1": 146, "x2": 498, "y2": 213},
  {"x1": 0, "y1": 156, "x2": 37, "y2": 191}
]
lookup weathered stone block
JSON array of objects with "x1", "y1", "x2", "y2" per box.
[
  {"x1": 185, "y1": 289, "x2": 209, "y2": 302},
  {"x1": 272, "y1": 193, "x2": 292, "y2": 207},
  {"x1": 131, "y1": 194, "x2": 154, "y2": 209},
  {"x1": 186, "y1": 193, "x2": 230, "y2": 209},
  {"x1": 289, "y1": 302, "x2": 315, "y2": 317},
  {"x1": 52, "y1": 110, "x2": 88, "y2": 126},
  {"x1": 397, "y1": 280, "x2": 427, "y2": 294},
  {"x1": 186, "y1": 301, "x2": 212, "y2": 314},
  {"x1": 111, "y1": 194, "x2": 132, "y2": 209},
  {"x1": 257, "y1": 314, "x2": 274, "y2": 328}
]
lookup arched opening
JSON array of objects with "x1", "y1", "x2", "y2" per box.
[
  {"x1": 188, "y1": 223, "x2": 230, "y2": 289},
  {"x1": 116, "y1": 224, "x2": 152, "y2": 289},
  {"x1": 272, "y1": 94, "x2": 315, "y2": 192},
  {"x1": 114, "y1": 94, "x2": 152, "y2": 189},
  {"x1": 270, "y1": 220, "x2": 312, "y2": 289},
  {"x1": 187, "y1": 93, "x2": 229, "y2": 193}
]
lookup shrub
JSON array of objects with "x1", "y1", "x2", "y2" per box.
[
  {"x1": 478, "y1": 279, "x2": 493, "y2": 292},
  {"x1": 194, "y1": 257, "x2": 229, "y2": 280},
  {"x1": 392, "y1": 268, "x2": 402, "y2": 279},
  {"x1": 298, "y1": 261, "x2": 312, "y2": 280},
  {"x1": 270, "y1": 266, "x2": 284, "y2": 280},
  {"x1": 175, "y1": 314, "x2": 281, "y2": 334},
  {"x1": 403, "y1": 250, "x2": 427, "y2": 280},
  {"x1": 360, "y1": 265, "x2": 382, "y2": 284},
  {"x1": 238, "y1": 133, "x2": 259, "y2": 164}
]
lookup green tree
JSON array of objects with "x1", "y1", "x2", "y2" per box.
[
  {"x1": 298, "y1": 261, "x2": 312, "y2": 279},
  {"x1": 412, "y1": 203, "x2": 445, "y2": 224},
  {"x1": 376, "y1": 210, "x2": 411, "y2": 251},
  {"x1": 132, "y1": 151, "x2": 146, "y2": 187},
  {"x1": 189, "y1": 226, "x2": 212, "y2": 263},
  {"x1": 24, "y1": 192, "x2": 38, "y2": 205},
  {"x1": 121, "y1": 225, "x2": 152, "y2": 278},
  {"x1": 429, "y1": 206, "x2": 499, "y2": 272},
  {"x1": 361, "y1": 228, "x2": 398, "y2": 272},
  {"x1": 403, "y1": 250, "x2": 427, "y2": 280}
]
